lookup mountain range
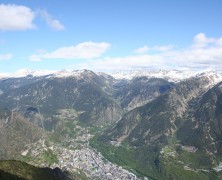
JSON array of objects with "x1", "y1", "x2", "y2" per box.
[{"x1": 1, "y1": 69, "x2": 222, "y2": 179}]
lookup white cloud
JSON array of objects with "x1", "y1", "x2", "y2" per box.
[
  {"x1": 0, "y1": 4, "x2": 35, "y2": 31},
  {"x1": 0, "y1": 53, "x2": 13, "y2": 60},
  {"x1": 29, "y1": 54, "x2": 42, "y2": 62},
  {"x1": 89, "y1": 55, "x2": 164, "y2": 71},
  {"x1": 29, "y1": 42, "x2": 111, "y2": 61},
  {"x1": 134, "y1": 46, "x2": 150, "y2": 54},
  {"x1": 152, "y1": 45, "x2": 174, "y2": 51},
  {"x1": 0, "y1": 4, "x2": 65, "y2": 31},
  {"x1": 39, "y1": 10, "x2": 65, "y2": 31},
  {"x1": 193, "y1": 33, "x2": 217, "y2": 48},
  {"x1": 134, "y1": 44, "x2": 173, "y2": 54},
  {"x1": 217, "y1": 37, "x2": 222, "y2": 47},
  {"x1": 76, "y1": 54, "x2": 166, "y2": 71},
  {"x1": 76, "y1": 33, "x2": 222, "y2": 71},
  {"x1": 28, "y1": 33, "x2": 222, "y2": 72}
]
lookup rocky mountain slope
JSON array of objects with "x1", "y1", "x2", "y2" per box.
[
  {"x1": 1, "y1": 69, "x2": 222, "y2": 179},
  {"x1": 0, "y1": 70, "x2": 122, "y2": 129},
  {"x1": 0, "y1": 69, "x2": 179, "y2": 178},
  {"x1": 93, "y1": 71, "x2": 222, "y2": 179},
  {"x1": 103, "y1": 73, "x2": 218, "y2": 145},
  {"x1": 178, "y1": 81, "x2": 222, "y2": 155},
  {"x1": 0, "y1": 69, "x2": 177, "y2": 130},
  {"x1": 113, "y1": 77, "x2": 175, "y2": 111},
  {"x1": 0, "y1": 109, "x2": 43, "y2": 159}
]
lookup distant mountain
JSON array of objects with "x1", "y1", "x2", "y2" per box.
[
  {"x1": 110, "y1": 69, "x2": 222, "y2": 83},
  {"x1": 102, "y1": 74, "x2": 215, "y2": 146},
  {"x1": 0, "y1": 68, "x2": 54, "y2": 79},
  {"x1": 94, "y1": 72, "x2": 222, "y2": 179},
  {"x1": 0, "y1": 69, "x2": 183, "y2": 129},
  {"x1": 1, "y1": 68, "x2": 222, "y2": 179},
  {"x1": 0, "y1": 70, "x2": 122, "y2": 128},
  {"x1": 113, "y1": 76, "x2": 175, "y2": 111},
  {"x1": 1, "y1": 68, "x2": 221, "y2": 82}
]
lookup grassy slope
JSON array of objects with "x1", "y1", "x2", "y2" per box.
[
  {"x1": 0, "y1": 160, "x2": 63, "y2": 180},
  {"x1": 90, "y1": 136, "x2": 222, "y2": 180}
]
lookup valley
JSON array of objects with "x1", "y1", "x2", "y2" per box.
[
  {"x1": 1, "y1": 1, "x2": 221, "y2": 179},
  {"x1": 1, "y1": 69, "x2": 222, "y2": 179},
  {"x1": 21, "y1": 132, "x2": 138, "y2": 179}
]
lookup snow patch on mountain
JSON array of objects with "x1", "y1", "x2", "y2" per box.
[
  {"x1": 0, "y1": 68, "x2": 222, "y2": 86},
  {"x1": 110, "y1": 69, "x2": 194, "y2": 82},
  {"x1": 14, "y1": 69, "x2": 55, "y2": 77},
  {"x1": 0, "y1": 69, "x2": 55, "y2": 79},
  {"x1": 110, "y1": 69, "x2": 222, "y2": 83},
  {"x1": 52, "y1": 69, "x2": 86, "y2": 78},
  {"x1": 0, "y1": 68, "x2": 93, "y2": 79},
  {"x1": 195, "y1": 70, "x2": 222, "y2": 87}
]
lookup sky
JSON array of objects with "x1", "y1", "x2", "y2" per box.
[{"x1": 0, "y1": 0, "x2": 222, "y2": 73}]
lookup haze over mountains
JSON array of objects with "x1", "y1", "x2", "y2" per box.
[{"x1": 1, "y1": 68, "x2": 222, "y2": 179}]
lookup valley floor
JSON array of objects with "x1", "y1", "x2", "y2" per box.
[{"x1": 21, "y1": 135, "x2": 140, "y2": 179}]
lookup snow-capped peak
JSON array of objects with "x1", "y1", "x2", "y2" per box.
[
  {"x1": 0, "y1": 68, "x2": 93, "y2": 79},
  {"x1": 52, "y1": 69, "x2": 84, "y2": 78},
  {"x1": 109, "y1": 69, "x2": 195, "y2": 82},
  {"x1": 12, "y1": 68, "x2": 33, "y2": 77},
  {"x1": 109, "y1": 69, "x2": 222, "y2": 83},
  {"x1": 1, "y1": 68, "x2": 222, "y2": 84},
  {"x1": 195, "y1": 70, "x2": 222, "y2": 85},
  {"x1": 0, "y1": 69, "x2": 55, "y2": 79},
  {"x1": 13, "y1": 69, "x2": 55, "y2": 78}
]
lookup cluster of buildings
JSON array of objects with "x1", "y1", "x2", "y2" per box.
[
  {"x1": 22, "y1": 135, "x2": 140, "y2": 179},
  {"x1": 54, "y1": 147, "x2": 139, "y2": 179}
]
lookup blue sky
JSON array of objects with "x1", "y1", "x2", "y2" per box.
[{"x1": 0, "y1": 0, "x2": 222, "y2": 73}]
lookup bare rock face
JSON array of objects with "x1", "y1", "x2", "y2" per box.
[
  {"x1": 97, "y1": 105, "x2": 122, "y2": 124},
  {"x1": 113, "y1": 77, "x2": 175, "y2": 111},
  {"x1": 103, "y1": 75, "x2": 218, "y2": 147},
  {"x1": 177, "y1": 81, "x2": 222, "y2": 154}
]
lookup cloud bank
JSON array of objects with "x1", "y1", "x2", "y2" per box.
[
  {"x1": 134, "y1": 45, "x2": 173, "y2": 54},
  {"x1": 29, "y1": 42, "x2": 111, "y2": 61},
  {"x1": 74, "y1": 33, "x2": 222, "y2": 71}
]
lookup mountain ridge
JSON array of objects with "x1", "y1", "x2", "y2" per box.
[
  {"x1": 1, "y1": 68, "x2": 222, "y2": 179},
  {"x1": 1, "y1": 68, "x2": 221, "y2": 83}
]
